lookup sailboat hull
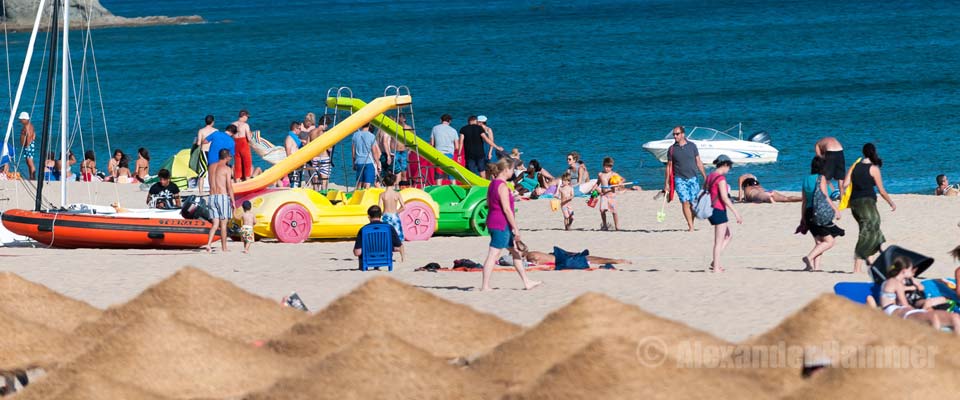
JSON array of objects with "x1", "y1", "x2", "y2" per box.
[{"x1": 0, "y1": 209, "x2": 218, "y2": 249}]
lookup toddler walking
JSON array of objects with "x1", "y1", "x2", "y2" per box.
[{"x1": 240, "y1": 200, "x2": 256, "y2": 253}]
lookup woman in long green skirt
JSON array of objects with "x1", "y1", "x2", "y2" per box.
[{"x1": 844, "y1": 143, "x2": 896, "y2": 273}]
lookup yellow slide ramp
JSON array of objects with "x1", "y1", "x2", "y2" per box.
[
  {"x1": 234, "y1": 95, "x2": 411, "y2": 196},
  {"x1": 328, "y1": 97, "x2": 490, "y2": 187}
]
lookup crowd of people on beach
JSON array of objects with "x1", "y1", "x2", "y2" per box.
[{"x1": 655, "y1": 127, "x2": 898, "y2": 274}]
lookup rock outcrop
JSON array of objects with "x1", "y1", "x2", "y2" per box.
[{"x1": 2, "y1": 0, "x2": 203, "y2": 31}]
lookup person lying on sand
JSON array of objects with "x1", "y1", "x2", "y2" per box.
[
  {"x1": 737, "y1": 174, "x2": 802, "y2": 203},
  {"x1": 521, "y1": 248, "x2": 632, "y2": 266},
  {"x1": 875, "y1": 256, "x2": 960, "y2": 335}
]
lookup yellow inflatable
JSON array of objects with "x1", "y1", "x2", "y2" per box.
[
  {"x1": 609, "y1": 174, "x2": 624, "y2": 186},
  {"x1": 838, "y1": 157, "x2": 861, "y2": 210}
]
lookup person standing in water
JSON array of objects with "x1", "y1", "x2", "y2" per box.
[
  {"x1": 479, "y1": 158, "x2": 542, "y2": 291},
  {"x1": 232, "y1": 109, "x2": 254, "y2": 181},
  {"x1": 844, "y1": 143, "x2": 896, "y2": 273}
]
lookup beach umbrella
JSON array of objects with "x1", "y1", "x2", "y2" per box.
[
  {"x1": 869, "y1": 245, "x2": 933, "y2": 284},
  {"x1": 143, "y1": 148, "x2": 197, "y2": 190}
]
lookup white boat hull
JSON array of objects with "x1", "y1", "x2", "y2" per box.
[{"x1": 642, "y1": 139, "x2": 779, "y2": 165}]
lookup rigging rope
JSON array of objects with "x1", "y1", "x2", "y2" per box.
[{"x1": 3, "y1": 0, "x2": 11, "y2": 110}]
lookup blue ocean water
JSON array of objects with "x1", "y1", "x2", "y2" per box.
[{"x1": 2, "y1": 0, "x2": 958, "y2": 193}]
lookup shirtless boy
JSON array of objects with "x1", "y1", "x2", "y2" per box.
[
  {"x1": 589, "y1": 157, "x2": 619, "y2": 231},
  {"x1": 378, "y1": 174, "x2": 405, "y2": 242},
  {"x1": 205, "y1": 149, "x2": 235, "y2": 253}
]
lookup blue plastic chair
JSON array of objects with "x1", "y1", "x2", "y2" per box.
[
  {"x1": 833, "y1": 282, "x2": 880, "y2": 304},
  {"x1": 360, "y1": 224, "x2": 394, "y2": 272}
]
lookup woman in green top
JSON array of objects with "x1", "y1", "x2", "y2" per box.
[{"x1": 843, "y1": 143, "x2": 896, "y2": 273}]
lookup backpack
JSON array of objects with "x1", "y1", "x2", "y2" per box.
[
  {"x1": 694, "y1": 175, "x2": 719, "y2": 220},
  {"x1": 812, "y1": 176, "x2": 835, "y2": 226}
]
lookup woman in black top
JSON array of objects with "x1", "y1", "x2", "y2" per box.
[{"x1": 843, "y1": 143, "x2": 896, "y2": 273}]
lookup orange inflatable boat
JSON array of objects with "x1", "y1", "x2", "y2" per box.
[{"x1": 1, "y1": 209, "x2": 218, "y2": 249}]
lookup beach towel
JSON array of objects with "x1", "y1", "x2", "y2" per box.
[{"x1": 189, "y1": 144, "x2": 208, "y2": 178}]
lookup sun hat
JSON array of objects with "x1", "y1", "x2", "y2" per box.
[
  {"x1": 477, "y1": 115, "x2": 488, "y2": 122},
  {"x1": 18, "y1": 112, "x2": 29, "y2": 120}
]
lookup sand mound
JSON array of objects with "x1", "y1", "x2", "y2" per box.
[
  {"x1": 268, "y1": 276, "x2": 520, "y2": 360},
  {"x1": 783, "y1": 339, "x2": 960, "y2": 399},
  {"x1": 470, "y1": 292, "x2": 729, "y2": 389},
  {"x1": 507, "y1": 336, "x2": 776, "y2": 400},
  {"x1": 0, "y1": 315, "x2": 88, "y2": 371},
  {"x1": 15, "y1": 368, "x2": 170, "y2": 400},
  {"x1": 742, "y1": 294, "x2": 960, "y2": 394},
  {"x1": 247, "y1": 333, "x2": 495, "y2": 400},
  {"x1": 0, "y1": 272, "x2": 101, "y2": 332},
  {"x1": 72, "y1": 266, "x2": 304, "y2": 343},
  {"x1": 61, "y1": 309, "x2": 291, "y2": 399},
  {"x1": 747, "y1": 294, "x2": 939, "y2": 347}
]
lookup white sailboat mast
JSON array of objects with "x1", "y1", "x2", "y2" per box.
[
  {"x1": 0, "y1": 0, "x2": 47, "y2": 161},
  {"x1": 60, "y1": 0, "x2": 69, "y2": 206}
]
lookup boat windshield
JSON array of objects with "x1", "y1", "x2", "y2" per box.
[{"x1": 662, "y1": 125, "x2": 741, "y2": 141}]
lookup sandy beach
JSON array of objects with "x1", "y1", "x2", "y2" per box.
[{"x1": 2, "y1": 179, "x2": 958, "y2": 342}]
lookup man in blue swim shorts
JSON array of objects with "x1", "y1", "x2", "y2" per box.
[
  {"x1": 18, "y1": 112, "x2": 36, "y2": 180},
  {"x1": 663, "y1": 126, "x2": 707, "y2": 232}
]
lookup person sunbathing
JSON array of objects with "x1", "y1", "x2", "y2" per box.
[
  {"x1": 737, "y1": 174, "x2": 802, "y2": 203},
  {"x1": 877, "y1": 256, "x2": 960, "y2": 335},
  {"x1": 522, "y1": 248, "x2": 631, "y2": 266}
]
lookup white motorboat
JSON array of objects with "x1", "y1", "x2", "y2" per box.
[{"x1": 641, "y1": 123, "x2": 779, "y2": 165}]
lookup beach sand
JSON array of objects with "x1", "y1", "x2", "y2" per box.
[{"x1": 2, "y1": 179, "x2": 958, "y2": 342}]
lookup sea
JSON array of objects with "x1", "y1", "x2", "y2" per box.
[{"x1": 1, "y1": 0, "x2": 958, "y2": 193}]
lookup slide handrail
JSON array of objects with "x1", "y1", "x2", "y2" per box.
[{"x1": 326, "y1": 97, "x2": 490, "y2": 187}]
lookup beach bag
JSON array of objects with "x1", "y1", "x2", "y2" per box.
[
  {"x1": 812, "y1": 176, "x2": 835, "y2": 226},
  {"x1": 694, "y1": 176, "x2": 718, "y2": 220}
]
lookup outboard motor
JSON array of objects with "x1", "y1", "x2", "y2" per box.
[
  {"x1": 747, "y1": 131, "x2": 771, "y2": 145},
  {"x1": 180, "y1": 195, "x2": 213, "y2": 222}
]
